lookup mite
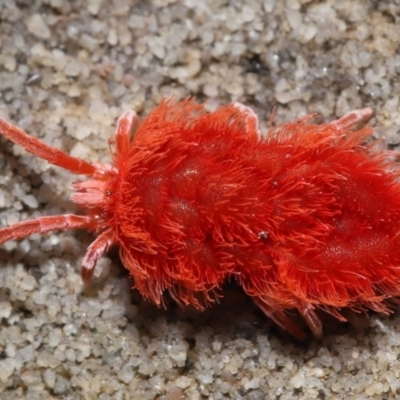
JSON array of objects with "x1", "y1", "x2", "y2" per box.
[{"x1": 0, "y1": 99, "x2": 399, "y2": 340}]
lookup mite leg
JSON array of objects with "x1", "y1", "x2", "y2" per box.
[
  {"x1": 297, "y1": 302, "x2": 323, "y2": 339},
  {"x1": 232, "y1": 102, "x2": 261, "y2": 139},
  {"x1": 253, "y1": 296, "x2": 307, "y2": 341},
  {"x1": 0, "y1": 117, "x2": 96, "y2": 175},
  {"x1": 81, "y1": 229, "x2": 114, "y2": 282},
  {"x1": 0, "y1": 215, "x2": 93, "y2": 244},
  {"x1": 342, "y1": 309, "x2": 370, "y2": 333},
  {"x1": 331, "y1": 108, "x2": 373, "y2": 131},
  {"x1": 114, "y1": 111, "x2": 140, "y2": 154}
]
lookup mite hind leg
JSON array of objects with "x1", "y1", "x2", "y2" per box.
[
  {"x1": 297, "y1": 302, "x2": 323, "y2": 339},
  {"x1": 253, "y1": 296, "x2": 307, "y2": 341},
  {"x1": 331, "y1": 108, "x2": 373, "y2": 131},
  {"x1": 232, "y1": 102, "x2": 261, "y2": 138}
]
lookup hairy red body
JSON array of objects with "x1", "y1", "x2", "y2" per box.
[{"x1": 1, "y1": 99, "x2": 399, "y2": 339}]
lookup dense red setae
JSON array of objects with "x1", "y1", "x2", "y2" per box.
[{"x1": 1, "y1": 99, "x2": 400, "y2": 340}]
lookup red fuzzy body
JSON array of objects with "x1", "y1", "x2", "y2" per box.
[{"x1": 1, "y1": 99, "x2": 400, "y2": 339}]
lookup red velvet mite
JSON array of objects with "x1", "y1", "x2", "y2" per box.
[{"x1": 1, "y1": 99, "x2": 399, "y2": 340}]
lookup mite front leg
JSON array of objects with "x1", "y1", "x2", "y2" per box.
[
  {"x1": 0, "y1": 117, "x2": 96, "y2": 175},
  {"x1": 0, "y1": 215, "x2": 93, "y2": 244},
  {"x1": 81, "y1": 228, "x2": 114, "y2": 282},
  {"x1": 114, "y1": 111, "x2": 140, "y2": 154}
]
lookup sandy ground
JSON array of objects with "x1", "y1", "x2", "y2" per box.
[{"x1": 1, "y1": 0, "x2": 400, "y2": 399}]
